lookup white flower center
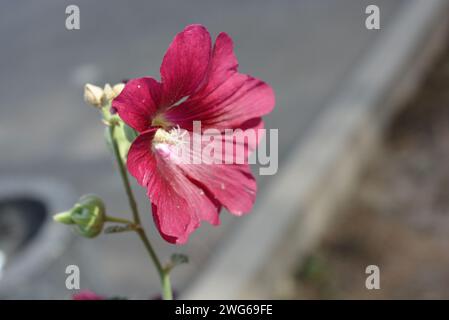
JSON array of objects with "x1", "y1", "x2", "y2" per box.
[
  {"x1": 153, "y1": 126, "x2": 187, "y2": 144},
  {"x1": 152, "y1": 126, "x2": 189, "y2": 159}
]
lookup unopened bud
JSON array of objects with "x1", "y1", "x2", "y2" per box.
[
  {"x1": 103, "y1": 83, "x2": 115, "y2": 101},
  {"x1": 104, "y1": 83, "x2": 125, "y2": 101},
  {"x1": 54, "y1": 194, "x2": 106, "y2": 238},
  {"x1": 112, "y1": 83, "x2": 125, "y2": 96},
  {"x1": 84, "y1": 83, "x2": 105, "y2": 108}
]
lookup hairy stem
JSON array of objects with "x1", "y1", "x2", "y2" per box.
[{"x1": 108, "y1": 123, "x2": 173, "y2": 300}]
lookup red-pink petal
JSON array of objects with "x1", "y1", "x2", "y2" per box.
[
  {"x1": 234, "y1": 117, "x2": 265, "y2": 155},
  {"x1": 164, "y1": 33, "x2": 275, "y2": 130},
  {"x1": 127, "y1": 130, "x2": 220, "y2": 244},
  {"x1": 160, "y1": 24, "x2": 211, "y2": 107},
  {"x1": 180, "y1": 162, "x2": 257, "y2": 216},
  {"x1": 73, "y1": 290, "x2": 105, "y2": 300},
  {"x1": 197, "y1": 32, "x2": 238, "y2": 97},
  {"x1": 170, "y1": 129, "x2": 258, "y2": 215},
  {"x1": 112, "y1": 77, "x2": 162, "y2": 132}
]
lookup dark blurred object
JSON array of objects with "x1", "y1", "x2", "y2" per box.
[{"x1": 0, "y1": 197, "x2": 47, "y2": 269}]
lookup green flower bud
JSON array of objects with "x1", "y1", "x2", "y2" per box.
[{"x1": 53, "y1": 194, "x2": 106, "y2": 238}]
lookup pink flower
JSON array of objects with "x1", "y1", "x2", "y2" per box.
[
  {"x1": 112, "y1": 24, "x2": 275, "y2": 244},
  {"x1": 72, "y1": 290, "x2": 105, "y2": 300}
]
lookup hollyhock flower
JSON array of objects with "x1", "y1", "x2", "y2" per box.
[{"x1": 112, "y1": 24, "x2": 275, "y2": 244}]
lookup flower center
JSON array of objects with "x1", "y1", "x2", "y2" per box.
[
  {"x1": 152, "y1": 126, "x2": 189, "y2": 159},
  {"x1": 151, "y1": 114, "x2": 171, "y2": 129},
  {"x1": 153, "y1": 128, "x2": 176, "y2": 144}
]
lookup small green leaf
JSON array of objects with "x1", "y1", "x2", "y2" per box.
[
  {"x1": 113, "y1": 122, "x2": 132, "y2": 162},
  {"x1": 104, "y1": 127, "x2": 113, "y2": 153},
  {"x1": 123, "y1": 124, "x2": 138, "y2": 143},
  {"x1": 165, "y1": 253, "x2": 189, "y2": 272},
  {"x1": 170, "y1": 253, "x2": 189, "y2": 266}
]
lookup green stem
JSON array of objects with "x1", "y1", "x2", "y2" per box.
[
  {"x1": 108, "y1": 123, "x2": 173, "y2": 300},
  {"x1": 108, "y1": 124, "x2": 141, "y2": 225},
  {"x1": 105, "y1": 215, "x2": 134, "y2": 225},
  {"x1": 136, "y1": 228, "x2": 173, "y2": 300},
  {"x1": 162, "y1": 271, "x2": 173, "y2": 300}
]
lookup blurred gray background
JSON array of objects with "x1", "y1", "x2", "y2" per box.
[{"x1": 0, "y1": 0, "x2": 405, "y2": 298}]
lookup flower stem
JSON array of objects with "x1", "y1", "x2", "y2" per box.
[
  {"x1": 136, "y1": 228, "x2": 173, "y2": 300},
  {"x1": 105, "y1": 215, "x2": 134, "y2": 225},
  {"x1": 109, "y1": 125, "x2": 140, "y2": 226},
  {"x1": 108, "y1": 123, "x2": 173, "y2": 300}
]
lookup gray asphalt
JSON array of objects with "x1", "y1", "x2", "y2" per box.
[{"x1": 0, "y1": 0, "x2": 405, "y2": 298}]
